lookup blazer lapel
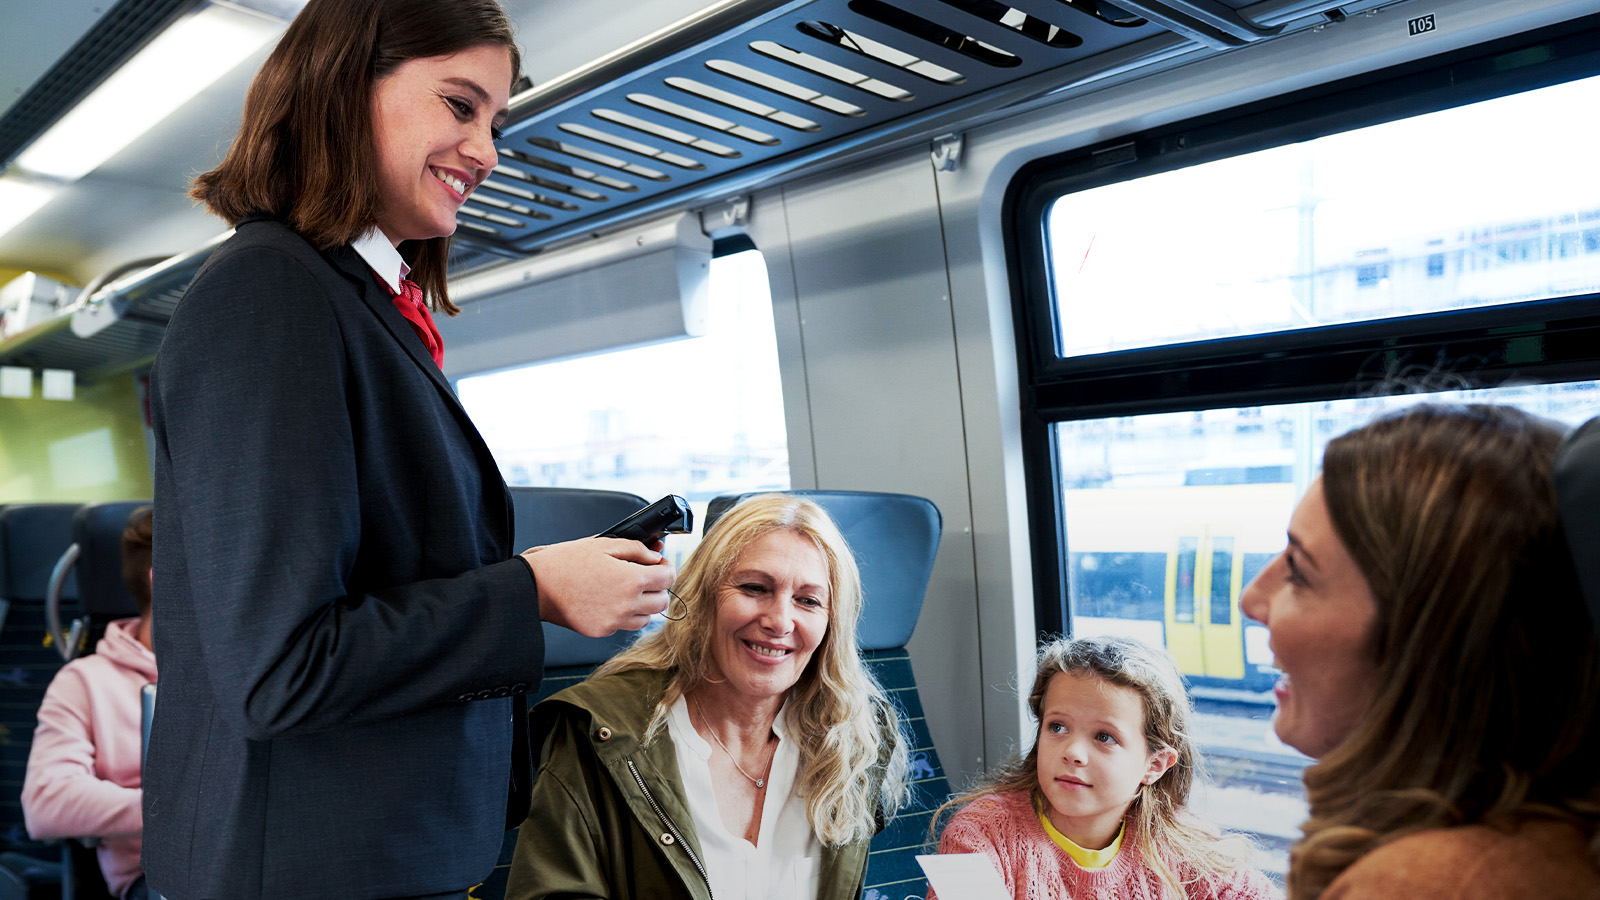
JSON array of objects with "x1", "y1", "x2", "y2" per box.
[
  {"x1": 324, "y1": 243, "x2": 515, "y2": 546},
  {"x1": 328, "y1": 245, "x2": 457, "y2": 396}
]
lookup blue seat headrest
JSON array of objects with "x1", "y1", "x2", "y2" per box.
[
  {"x1": 74, "y1": 501, "x2": 150, "y2": 618},
  {"x1": 0, "y1": 503, "x2": 81, "y2": 603},
  {"x1": 509, "y1": 487, "x2": 650, "y2": 667},
  {"x1": 704, "y1": 491, "x2": 941, "y2": 651},
  {"x1": 1555, "y1": 416, "x2": 1600, "y2": 640}
]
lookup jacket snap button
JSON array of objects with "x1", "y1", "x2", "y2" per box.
[
  {"x1": 597, "y1": 726, "x2": 613, "y2": 741},
  {"x1": 660, "y1": 832, "x2": 675, "y2": 845}
]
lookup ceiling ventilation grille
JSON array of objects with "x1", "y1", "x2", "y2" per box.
[{"x1": 451, "y1": 0, "x2": 1348, "y2": 257}]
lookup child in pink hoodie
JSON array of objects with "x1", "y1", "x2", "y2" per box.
[{"x1": 23, "y1": 507, "x2": 156, "y2": 900}]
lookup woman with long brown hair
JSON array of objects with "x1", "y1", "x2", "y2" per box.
[
  {"x1": 145, "y1": 2, "x2": 673, "y2": 897},
  {"x1": 1241, "y1": 403, "x2": 1600, "y2": 899}
]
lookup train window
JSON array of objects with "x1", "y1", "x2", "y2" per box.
[
  {"x1": 1014, "y1": 20, "x2": 1600, "y2": 881},
  {"x1": 1173, "y1": 536, "x2": 1197, "y2": 624},
  {"x1": 1209, "y1": 539, "x2": 1233, "y2": 628},
  {"x1": 1045, "y1": 72, "x2": 1600, "y2": 359},
  {"x1": 458, "y1": 245, "x2": 789, "y2": 563}
]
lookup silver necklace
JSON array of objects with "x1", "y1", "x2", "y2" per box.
[{"x1": 691, "y1": 696, "x2": 774, "y2": 789}]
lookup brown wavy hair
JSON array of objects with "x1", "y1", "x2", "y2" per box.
[
  {"x1": 1290, "y1": 403, "x2": 1600, "y2": 899},
  {"x1": 121, "y1": 505, "x2": 154, "y2": 617},
  {"x1": 932, "y1": 635, "x2": 1255, "y2": 897},
  {"x1": 190, "y1": 0, "x2": 521, "y2": 314}
]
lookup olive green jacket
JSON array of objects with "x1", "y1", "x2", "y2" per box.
[{"x1": 504, "y1": 668, "x2": 878, "y2": 900}]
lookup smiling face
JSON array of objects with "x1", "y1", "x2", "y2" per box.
[
  {"x1": 369, "y1": 44, "x2": 510, "y2": 246},
  {"x1": 1239, "y1": 477, "x2": 1382, "y2": 758},
  {"x1": 702, "y1": 529, "x2": 832, "y2": 710},
  {"x1": 1035, "y1": 670, "x2": 1175, "y2": 850}
]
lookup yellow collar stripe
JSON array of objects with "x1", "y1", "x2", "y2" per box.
[{"x1": 1038, "y1": 805, "x2": 1124, "y2": 870}]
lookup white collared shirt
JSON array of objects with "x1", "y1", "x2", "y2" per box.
[
  {"x1": 667, "y1": 695, "x2": 823, "y2": 900},
  {"x1": 350, "y1": 227, "x2": 409, "y2": 294}
]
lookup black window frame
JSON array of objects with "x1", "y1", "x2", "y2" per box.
[{"x1": 1005, "y1": 13, "x2": 1600, "y2": 638}]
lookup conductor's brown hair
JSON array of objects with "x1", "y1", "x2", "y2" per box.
[{"x1": 190, "y1": 0, "x2": 521, "y2": 314}]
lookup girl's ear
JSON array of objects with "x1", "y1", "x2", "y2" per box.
[{"x1": 1143, "y1": 746, "x2": 1179, "y2": 785}]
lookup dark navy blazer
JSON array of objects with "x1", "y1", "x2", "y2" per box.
[{"x1": 146, "y1": 215, "x2": 545, "y2": 899}]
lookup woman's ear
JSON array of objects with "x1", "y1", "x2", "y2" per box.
[{"x1": 1143, "y1": 746, "x2": 1179, "y2": 785}]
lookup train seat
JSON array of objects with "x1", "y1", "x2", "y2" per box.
[
  {"x1": 1555, "y1": 416, "x2": 1600, "y2": 640},
  {"x1": 0, "y1": 503, "x2": 80, "y2": 895},
  {"x1": 32, "y1": 502, "x2": 148, "y2": 900},
  {"x1": 476, "y1": 487, "x2": 652, "y2": 900},
  {"x1": 45, "y1": 501, "x2": 149, "y2": 664},
  {"x1": 704, "y1": 490, "x2": 947, "y2": 900}
]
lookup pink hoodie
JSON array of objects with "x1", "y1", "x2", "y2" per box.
[{"x1": 22, "y1": 618, "x2": 158, "y2": 900}]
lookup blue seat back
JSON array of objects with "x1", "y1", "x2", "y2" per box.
[
  {"x1": 0, "y1": 503, "x2": 79, "y2": 856},
  {"x1": 478, "y1": 487, "x2": 651, "y2": 899},
  {"x1": 508, "y1": 487, "x2": 650, "y2": 669},
  {"x1": 705, "y1": 490, "x2": 947, "y2": 900},
  {"x1": 71, "y1": 502, "x2": 149, "y2": 621}
]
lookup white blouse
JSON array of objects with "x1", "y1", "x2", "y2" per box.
[
  {"x1": 667, "y1": 695, "x2": 823, "y2": 900},
  {"x1": 350, "y1": 227, "x2": 408, "y2": 292}
]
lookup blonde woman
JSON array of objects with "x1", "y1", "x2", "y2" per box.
[{"x1": 506, "y1": 494, "x2": 911, "y2": 900}]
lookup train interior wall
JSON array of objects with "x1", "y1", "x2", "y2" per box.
[{"x1": 0, "y1": 372, "x2": 150, "y2": 503}]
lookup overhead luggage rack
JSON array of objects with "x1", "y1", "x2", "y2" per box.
[
  {"x1": 451, "y1": 0, "x2": 1364, "y2": 258},
  {"x1": 0, "y1": 240, "x2": 216, "y2": 381}
]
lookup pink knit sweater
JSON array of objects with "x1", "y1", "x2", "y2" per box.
[
  {"x1": 929, "y1": 790, "x2": 1280, "y2": 900},
  {"x1": 22, "y1": 618, "x2": 157, "y2": 900}
]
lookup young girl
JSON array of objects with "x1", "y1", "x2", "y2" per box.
[{"x1": 930, "y1": 635, "x2": 1277, "y2": 900}]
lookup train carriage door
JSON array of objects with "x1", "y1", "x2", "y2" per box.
[{"x1": 1165, "y1": 529, "x2": 1246, "y2": 681}]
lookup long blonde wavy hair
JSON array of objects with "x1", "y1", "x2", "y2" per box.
[
  {"x1": 594, "y1": 493, "x2": 911, "y2": 845},
  {"x1": 1291, "y1": 403, "x2": 1600, "y2": 899},
  {"x1": 934, "y1": 635, "x2": 1254, "y2": 897}
]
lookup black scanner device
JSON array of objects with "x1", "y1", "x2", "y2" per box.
[{"x1": 600, "y1": 494, "x2": 694, "y2": 544}]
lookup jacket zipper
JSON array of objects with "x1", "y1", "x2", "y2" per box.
[{"x1": 627, "y1": 758, "x2": 714, "y2": 900}]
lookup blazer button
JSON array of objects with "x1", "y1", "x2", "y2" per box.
[
  {"x1": 456, "y1": 693, "x2": 474, "y2": 703},
  {"x1": 660, "y1": 832, "x2": 675, "y2": 846},
  {"x1": 596, "y1": 726, "x2": 613, "y2": 741},
  {"x1": 475, "y1": 689, "x2": 494, "y2": 701},
  {"x1": 510, "y1": 682, "x2": 529, "y2": 694},
  {"x1": 491, "y1": 686, "x2": 511, "y2": 698}
]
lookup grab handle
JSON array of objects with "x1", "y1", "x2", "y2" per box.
[{"x1": 45, "y1": 543, "x2": 82, "y2": 662}]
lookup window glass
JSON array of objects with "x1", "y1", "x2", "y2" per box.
[
  {"x1": 459, "y1": 248, "x2": 789, "y2": 565},
  {"x1": 1209, "y1": 538, "x2": 1233, "y2": 627},
  {"x1": 1047, "y1": 74, "x2": 1600, "y2": 358},
  {"x1": 1060, "y1": 380, "x2": 1600, "y2": 879}
]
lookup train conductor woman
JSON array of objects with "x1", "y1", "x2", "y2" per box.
[{"x1": 143, "y1": 1, "x2": 674, "y2": 897}]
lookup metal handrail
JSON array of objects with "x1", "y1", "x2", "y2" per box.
[
  {"x1": 1110, "y1": 0, "x2": 1283, "y2": 47},
  {"x1": 45, "y1": 543, "x2": 81, "y2": 662}
]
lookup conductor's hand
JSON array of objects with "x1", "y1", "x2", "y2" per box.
[{"x1": 520, "y1": 538, "x2": 674, "y2": 637}]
